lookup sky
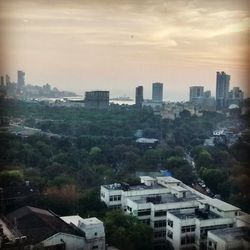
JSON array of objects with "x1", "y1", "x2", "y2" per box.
[{"x1": 0, "y1": 0, "x2": 249, "y2": 101}]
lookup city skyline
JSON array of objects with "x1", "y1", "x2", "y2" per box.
[{"x1": 0, "y1": 0, "x2": 249, "y2": 101}]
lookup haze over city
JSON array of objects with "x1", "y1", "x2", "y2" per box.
[{"x1": 0, "y1": 0, "x2": 249, "y2": 101}]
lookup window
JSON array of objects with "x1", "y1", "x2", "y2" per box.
[
  {"x1": 181, "y1": 235, "x2": 195, "y2": 245},
  {"x1": 155, "y1": 210, "x2": 166, "y2": 217},
  {"x1": 94, "y1": 232, "x2": 97, "y2": 236},
  {"x1": 138, "y1": 209, "x2": 151, "y2": 216},
  {"x1": 154, "y1": 220, "x2": 166, "y2": 228},
  {"x1": 181, "y1": 225, "x2": 195, "y2": 233},
  {"x1": 109, "y1": 195, "x2": 121, "y2": 202},
  {"x1": 110, "y1": 205, "x2": 121, "y2": 210},
  {"x1": 92, "y1": 246, "x2": 98, "y2": 249},
  {"x1": 167, "y1": 219, "x2": 173, "y2": 227},
  {"x1": 154, "y1": 230, "x2": 166, "y2": 238},
  {"x1": 167, "y1": 230, "x2": 173, "y2": 239}
]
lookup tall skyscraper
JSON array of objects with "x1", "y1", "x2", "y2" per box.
[
  {"x1": 189, "y1": 86, "x2": 204, "y2": 103},
  {"x1": 216, "y1": 71, "x2": 230, "y2": 110},
  {"x1": 5, "y1": 74, "x2": 10, "y2": 85},
  {"x1": 135, "y1": 86, "x2": 143, "y2": 108},
  {"x1": 0, "y1": 76, "x2": 4, "y2": 86},
  {"x1": 152, "y1": 82, "x2": 163, "y2": 102},
  {"x1": 17, "y1": 70, "x2": 25, "y2": 87}
]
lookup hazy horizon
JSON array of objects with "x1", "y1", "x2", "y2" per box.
[{"x1": 0, "y1": 0, "x2": 249, "y2": 101}]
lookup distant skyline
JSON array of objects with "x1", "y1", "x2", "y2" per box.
[{"x1": 0, "y1": 0, "x2": 249, "y2": 101}]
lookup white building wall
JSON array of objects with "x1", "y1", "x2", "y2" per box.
[{"x1": 42, "y1": 233, "x2": 85, "y2": 250}]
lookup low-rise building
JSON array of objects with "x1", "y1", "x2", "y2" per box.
[
  {"x1": 61, "y1": 215, "x2": 105, "y2": 250},
  {"x1": 101, "y1": 176, "x2": 247, "y2": 250},
  {"x1": 207, "y1": 227, "x2": 250, "y2": 250},
  {"x1": 2, "y1": 206, "x2": 105, "y2": 250}
]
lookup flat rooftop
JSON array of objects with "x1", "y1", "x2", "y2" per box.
[
  {"x1": 81, "y1": 217, "x2": 103, "y2": 225},
  {"x1": 202, "y1": 198, "x2": 240, "y2": 212},
  {"x1": 103, "y1": 183, "x2": 165, "y2": 191},
  {"x1": 170, "y1": 209, "x2": 220, "y2": 220},
  {"x1": 157, "y1": 176, "x2": 181, "y2": 183},
  {"x1": 209, "y1": 227, "x2": 250, "y2": 243},
  {"x1": 134, "y1": 191, "x2": 200, "y2": 205}
]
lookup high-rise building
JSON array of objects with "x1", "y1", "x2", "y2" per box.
[
  {"x1": 189, "y1": 86, "x2": 204, "y2": 103},
  {"x1": 204, "y1": 90, "x2": 211, "y2": 98},
  {"x1": 135, "y1": 86, "x2": 143, "y2": 108},
  {"x1": 0, "y1": 76, "x2": 4, "y2": 86},
  {"x1": 17, "y1": 70, "x2": 25, "y2": 87},
  {"x1": 152, "y1": 82, "x2": 163, "y2": 102},
  {"x1": 216, "y1": 71, "x2": 230, "y2": 110},
  {"x1": 84, "y1": 91, "x2": 109, "y2": 109},
  {"x1": 5, "y1": 74, "x2": 10, "y2": 86}
]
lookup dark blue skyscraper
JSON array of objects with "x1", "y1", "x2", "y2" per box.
[
  {"x1": 135, "y1": 86, "x2": 143, "y2": 108},
  {"x1": 216, "y1": 71, "x2": 230, "y2": 110}
]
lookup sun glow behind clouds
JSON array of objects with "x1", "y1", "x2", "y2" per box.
[{"x1": 0, "y1": 0, "x2": 249, "y2": 100}]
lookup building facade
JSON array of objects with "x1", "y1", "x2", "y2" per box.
[
  {"x1": 17, "y1": 70, "x2": 25, "y2": 88},
  {"x1": 84, "y1": 91, "x2": 109, "y2": 109},
  {"x1": 152, "y1": 82, "x2": 163, "y2": 103},
  {"x1": 135, "y1": 86, "x2": 143, "y2": 108},
  {"x1": 216, "y1": 71, "x2": 230, "y2": 110},
  {"x1": 101, "y1": 176, "x2": 246, "y2": 250},
  {"x1": 189, "y1": 86, "x2": 204, "y2": 103},
  {"x1": 228, "y1": 87, "x2": 244, "y2": 107},
  {"x1": 61, "y1": 216, "x2": 106, "y2": 250}
]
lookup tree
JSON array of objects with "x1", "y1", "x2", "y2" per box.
[{"x1": 104, "y1": 211, "x2": 153, "y2": 250}]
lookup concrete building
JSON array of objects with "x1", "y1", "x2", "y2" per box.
[
  {"x1": 5, "y1": 74, "x2": 10, "y2": 86},
  {"x1": 228, "y1": 87, "x2": 244, "y2": 107},
  {"x1": 189, "y1": 86, "x2": 204, "y2": 103},
  {"x1": 0, "y1": 76, "x2": 4, "y2": 86},
  {"x1": 61, "y1": 215, "x2": 105, "y2": 250},
  {"x1": 152, "y1": 82, "x2": 163, "y2": 103},
  {"x1": 216, "y1": 71, "x2": 230, "y2": 110},
  {"x1": 207, "y1": 227, "x2": 250, "y2": 250},
  {"x1": 17, "y1": 70, "x2": 25, "y2": 87},
  {"x1": 5, "y1": 206, "x2": 85, "y2": 249},
  {"x1": 2, "y1": 206, "x2": 106, "y2": 250},
  {"x1": 135, "y1": 86, "x2": 143, "y2": 108},
  {"x1": 84, "y1": 91, "x2": 109, "y2": 109},
  {"x1": 100, "y1": 176, "x2": 246, "y2": 250},
  {"x1": 204, "y1": 91, "x2": 211, "y2": 98}
]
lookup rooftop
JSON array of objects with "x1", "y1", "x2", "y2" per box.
[
  {"x1": 205, "y1": 198, "x2": 240, "y2": 212},
  {"x1": 171, "y1": 186, "x2": 187, "y2": 192},
  {"x1": 6, "y1": 206, "x2": 84, "y2": 244},
  {"x1": 134, "y1": 191, "x2": 199, "y2": 205},
  {"x1": 170, "y1": 209, "x2": 220, "y2": 220},
  {"x1": 156, "y1": 176, "x2": 181, "y2": 184},
  {"x1": 81, "y1": 217, "x2": 103, "y2": 226},
  {"x1": 136, "y1": 138, "x2": 159, "y2": 144},
  {"x1": 103, "y1": 182, "x2": 165, "y2": 191},
  {"x1": 209, "y1": 227, "x2": 250, "y2": 243}
]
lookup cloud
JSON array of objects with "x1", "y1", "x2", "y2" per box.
[{"x1": 0, "y1": 0, "x2": 249, "y2": 99}]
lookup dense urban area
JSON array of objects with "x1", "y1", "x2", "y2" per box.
[{"x1": 0, "y1": 71, "x2": 249, "y2": 250}]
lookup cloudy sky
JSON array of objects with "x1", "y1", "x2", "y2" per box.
[{"x1": 0, "y1": 0, "x2": 249, "y2": 100}]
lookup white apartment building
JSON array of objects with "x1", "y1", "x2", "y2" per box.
[
  {"x1": 100, "y1": 176, "x2": 247, "y2": 250},
  {"x1": 61, "y1": 215, "x2": 106, "y2": 250},
  {"x1": 207, "y1": 227, "x2": 250, "y2": 250}
]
